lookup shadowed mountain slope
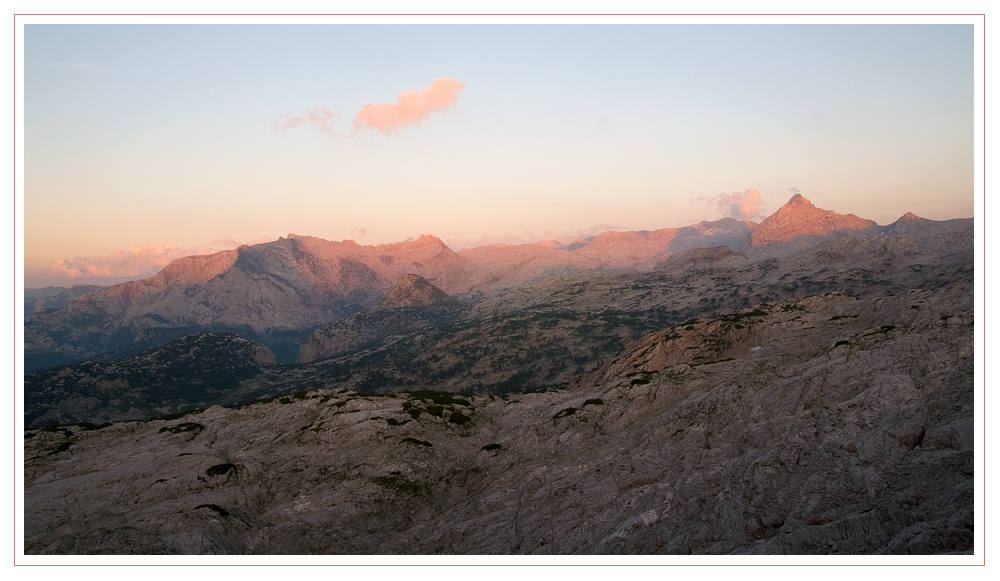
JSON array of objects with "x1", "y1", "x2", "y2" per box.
[{"x1": 25, "y1": 333, "x2": 275, "y2": 428}]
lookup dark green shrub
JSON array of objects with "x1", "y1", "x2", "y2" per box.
[
  {"x1": 553, "y1": 407, "x2": 577, "y2": 419},
  {"x1": 49, "y1": 441, "x2": 74, "y2": 455},
  {"x1": 448, "y1": 411, "x2": 472, "y2": 425},
  {"x1": 481, "y1": 443, "x2": 502, "y2": 451},
  {"x1": 195, "y1": 504, "x2": 229, "y2": 517},
  {"x1": 147, "y1": 409, "x2": 204, "y2": 422},
  {"x1": 206, "y1": 463, "x2": 237, "y2": 477},
  {"x1": 159, "y1": 422, "x2": 204, "y2": 434}
]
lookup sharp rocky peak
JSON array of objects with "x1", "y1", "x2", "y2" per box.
[{"x1": 749, "y1": 194, "x2": 875, "y2": 246}]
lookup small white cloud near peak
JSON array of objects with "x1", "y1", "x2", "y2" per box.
[{"x1": 700, "y1": 188, "x2": 765, "y2": 221}]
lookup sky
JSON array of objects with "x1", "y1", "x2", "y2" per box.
[{"x1": 22, "y1": 22, "x2": 974, "y2": 288}]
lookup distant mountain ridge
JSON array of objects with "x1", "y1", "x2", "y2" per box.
[
  {"x1": 24, "y1": 195, "x2": 968, "y2": 370},
  {"x1": 24, "y1": 285, "x2": 104, "y2": 318}
]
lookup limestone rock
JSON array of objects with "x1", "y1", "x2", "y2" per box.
[
  {"x1": 24, "y1": 287, "x2": 973, "y2": 555},
  {"x1": 382, "y1": 274, "x2": 452, "y2": 309},
  {"x1": 749, "y1": 194, "x2": 875, "y2": 247}
]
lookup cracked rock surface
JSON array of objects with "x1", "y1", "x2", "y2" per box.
[{"x1": 24, "y1": 286, "x2": 972, "y2": 555}]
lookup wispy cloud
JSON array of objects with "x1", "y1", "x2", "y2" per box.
[
  {"x1": 699, "y1": 188, "x2": 765, "y2": 221},
  {"x1": 788, "y1": 186, "x2": 824, "y2": 198},
  {"x1": 48, "y1": 236, "x2": 276, "y2": 280},
  {"x1": 272, "y1": 106, "x2": 338, "y2": 135},
  {"x1": 351, "y1": 227, "x2": 368, "y2": 239},
  {"x1": 352, "y1": 77, "x2": 466, "y2": 135}
]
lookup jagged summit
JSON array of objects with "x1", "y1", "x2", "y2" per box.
[
  {"x1": 382, "y1": 274, "x2": 451, "y2": 309},
  {"x1": 749, "y1": 194, "x2": 876, "y2": 246}
]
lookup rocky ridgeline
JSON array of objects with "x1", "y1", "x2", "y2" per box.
[
  {"x1": 26, "y1": 195, "x2": 897, "y2": 370},
  {"x1": 24, "y1": 217, "x2": 973, "y2": 425},
  {"x1": 749, "y1": 194, "x2": 875, "y2": 246},
  {"x1": 24, "y1": 288, "x2": 972, "y2": 554},
  {"x1": 25, "y1": 220, "x2": 972, "y2": 425},
  {"x1": 24, "y1": 285, "x2": 104, "y2": 318}
]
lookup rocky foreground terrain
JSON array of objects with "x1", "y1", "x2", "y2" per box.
[{"x1": 24, "y1": 286, "x2": 973, "y2": 554}]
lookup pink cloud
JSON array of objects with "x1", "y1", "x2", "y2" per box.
[
  {"x1": 272, "y1": 106, "x2": 338, "y2": 135},
  {"x1": 48, "y1": 236, "x2": 277, "y2": 280},
  {"x1": 701, "y1": 188, "x2": 765, "y2": 220},
  {"x1": 352, "y1": 77, "x2": 466, "y2": 135}
]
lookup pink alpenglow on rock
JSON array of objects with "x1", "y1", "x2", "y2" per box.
[{"x1": 353, "y1": 77, "x2": 466, "y2": 134}]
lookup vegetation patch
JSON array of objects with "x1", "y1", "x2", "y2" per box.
[
  {"x1": 49, "y1": 441, "x2": 74, "y2": 455},
  {"x1": 159, "y1": 422, "x2": 204, "y2": 435},
  {"x1": 194, "y1": 503, "x2": 229, "y2": 517},
  {"x1": 629, "y1": 372, "x2": 655, "y2": 386},
  {"x1": 448, "y1": 411, "x2": 472, "y2": 425},
  {"x1": 404, "y1": 390, "x2": 472, "y2": 407},
  {"x1": 40, "y1": 425, "x2": 73, "y2": 437},
  {"x1": 205, "y1": 463, "x2": 237, "y2": 477},
  {"x1": 147, "y1": 409, "x2": 204, "y2": 422},
  {"x1": 553, "y1": 407, "x2": 577, "y2": 420},
  {"x1": 721, "y1": 309, "x2": 768, "y2": 322},
  {"x1": 373, "y1": 475, "x2": 426, "y2": 496},
  {"x1": 481, "y1": 443, "x2": 502, "y2": 451},
  {"x1": 76, "y1": 422, "x2": 112, "y2": 431}
]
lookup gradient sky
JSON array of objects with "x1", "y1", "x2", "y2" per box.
[{"x1": 23, "y1": 23, "x2": 974, "y2": 288}]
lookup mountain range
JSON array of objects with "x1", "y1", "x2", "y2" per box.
[
  {"x1": 25, "y1": 194, "x2": 965, "y2": 371},
  {"x1": 22, "y1": 194, "x2": 975, "y2": 555}
]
